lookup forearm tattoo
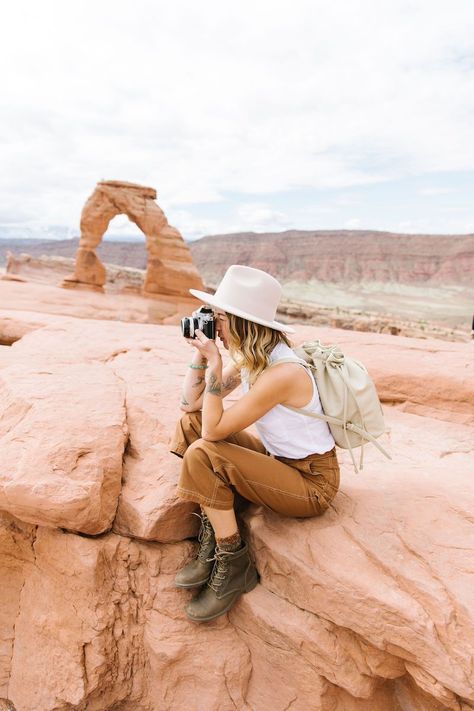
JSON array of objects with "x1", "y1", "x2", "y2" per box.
[
  {"x1": 221, "y1": 375, "x2": 238, "y2": 395},
  {"x1": 206, "y1": 373, "x2": 222, "y2": 396},
  {"x1": 180, "y1": 394, "x2": 189, "y2": 406}
]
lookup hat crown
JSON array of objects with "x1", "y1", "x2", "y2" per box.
[{"x1": 214, "y1": 265, "x2": 281, "y2": 321}]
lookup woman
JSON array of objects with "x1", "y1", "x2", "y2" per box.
[{"x1": 169, "y1": 265, "x2": 340, "y2": 623}]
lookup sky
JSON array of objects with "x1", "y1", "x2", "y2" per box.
[{"x1": 1, "y1": 0, "x2": 474, "y2": 241}]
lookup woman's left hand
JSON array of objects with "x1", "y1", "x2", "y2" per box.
[{"x1": 186, "y1": 330, "x2": 222, "y2": 365}]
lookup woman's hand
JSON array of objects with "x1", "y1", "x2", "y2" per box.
[{"x1": 186, "y1": 329, "x2": 222, "y2": 366}]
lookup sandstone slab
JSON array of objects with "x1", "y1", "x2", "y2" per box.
[
  {"x1": 230, "y1": 584, "x2": 404, "y2": 709},
  {"x1": 0, "y1": 519, "x2": 399, "y2": 711},
  {"x1": 3, "y1": 314, "x2": 472, "y2": 426},
  {"x1": 6, "y1": 525, "x2": 150, "y2": 711},
  {"x1": 0, "y1": 363, "x2": 127, "y2": 534},
  {"x1": 0, "y1": 309, "x2": 473, "y2": 710},
  {"x1": 244, "y1": 408, "x2": 474, "y2": 708}
]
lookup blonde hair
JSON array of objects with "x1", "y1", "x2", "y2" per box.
[{"x1": 226, "y1": 312, "x2": 292, "y2": 384}]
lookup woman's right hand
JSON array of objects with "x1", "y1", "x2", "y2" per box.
[{"x1": 187, "y1": 330, "x2": 221, "y2": 367}]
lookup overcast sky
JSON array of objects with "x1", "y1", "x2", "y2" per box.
[{"x1": 1, "y1": 0, "x2": 474, "y2": 240}]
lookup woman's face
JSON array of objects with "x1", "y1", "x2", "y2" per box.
[{"x1": 213, "y1": 309, "x2": 230, "y2": 349}]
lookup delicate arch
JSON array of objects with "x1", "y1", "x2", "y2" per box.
[{"x1": 63, "y1": 180, "x2": 204, "y2": 296}]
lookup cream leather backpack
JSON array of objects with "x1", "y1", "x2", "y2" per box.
[{"x1": 272, "y1": 340, "x2": 391, "y2": 473}]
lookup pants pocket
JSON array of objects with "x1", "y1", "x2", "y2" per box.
[{"x1": 309, "y1": 462, "x2": 340, "y2": 505}]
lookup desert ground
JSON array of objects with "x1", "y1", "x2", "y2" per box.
[
  {"x1": 0, "y1": 271, "x2": 473, "y2": 710},
  {"x1": 282, "y1": 278, "x2": 474, "y2": 330}
]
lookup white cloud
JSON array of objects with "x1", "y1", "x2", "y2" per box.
[
  {"x1": 0, "y1": 0, "x2": 473, "y2": 235},
  {"x1": 344, "y1": 218, "x2": 362, "y2": 230},
  {"x1": 235, "y1": 204, "x2": 291, "y2": 231},
  {"x1": 418, "y1": 187, "x2": 456, "y2": 196},
  {"x1": 394, "y1": 217, "x2": 474, "y2": 234}
]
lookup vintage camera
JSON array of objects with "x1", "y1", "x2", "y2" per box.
[{"x1": 181, "y1": 306, "x2": 216, "y2": 339}]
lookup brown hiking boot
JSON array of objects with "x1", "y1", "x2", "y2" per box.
[
  {"x1": 185, "y1": 541, "x2": 259, "y2": 622},
  {"x1": 175, "y1": 511, "x2": 216, "y2": 588}
]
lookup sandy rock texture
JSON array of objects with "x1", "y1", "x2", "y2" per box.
[
  {"x1": 0, "y1": 311, "x2": 473, "y2": 710},
  {"x1": 63, "y1": 180, "x2": 204, "y2": 296},
  {"x1": 0, "y1": 279, "x2": 201, "y2": 326},
  {"x1": 0, "y1": 362, "x2": 126, "y2": 533}
]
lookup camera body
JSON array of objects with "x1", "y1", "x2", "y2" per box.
[{"x1": 181, "y1": 306, "x2": 216, "y2": 339}]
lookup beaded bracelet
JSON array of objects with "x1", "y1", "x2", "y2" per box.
[{"x1": 189, "y1": 363, "x2": 208, "y2": 369}]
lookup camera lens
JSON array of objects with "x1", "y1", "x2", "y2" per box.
[
  {"x1": 180, "y1": 317, "x2": 191, "y2": 338},
  {"x1": 181, "y1": 316, "x2": 202, "y2": 338}
]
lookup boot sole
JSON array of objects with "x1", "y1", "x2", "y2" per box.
[
  {"x1": 185, "y1": 573, "x2": 259, "y2": 623},
  {"x1": 175, "y1": 577, "x2": 210, "y2": 589}
]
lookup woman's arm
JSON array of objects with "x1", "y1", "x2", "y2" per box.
[
  {"x1": 180, "y1": 347, "x2": 241, "y2": 412},
  {"x1": 201, "y1": 362, "x2": 294, "y2": 440},
  {"x1": 180, "y1": 349, "x2": 208, "y2": 411},
  {"x1": 187, "y1": 329, "x2": 306, "y2": 439}
]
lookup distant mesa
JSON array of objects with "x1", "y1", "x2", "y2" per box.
[{"x1": 61, "y1": 180, "x2": 203, "y2": 297}]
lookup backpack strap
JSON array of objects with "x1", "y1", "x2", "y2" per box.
[{"x1": 266, "y1": 355, "x2": 310, "y2": 368}]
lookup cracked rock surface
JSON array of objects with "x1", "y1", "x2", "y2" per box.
[{"x1": 0, "y1": 313, "x2": 473, "y2": 711}]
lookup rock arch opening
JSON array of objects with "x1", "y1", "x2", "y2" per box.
[{"x1": 96, "y1": 215, "x2": 148, "y2": 272}]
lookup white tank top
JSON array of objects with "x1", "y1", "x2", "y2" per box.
[{"x1": 241, "y1": 342, "x2": 335, "y2": 458}]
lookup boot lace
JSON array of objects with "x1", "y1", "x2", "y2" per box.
[
  {"x1": 191, "y1": 511, "x2": 215, "y2": 563},
  {"x1": 206, "y1": 549, "x2": 231, "y2": 593}
]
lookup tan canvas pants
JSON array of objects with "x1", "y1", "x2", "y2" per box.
[{"x1": 170, "y1": 411, "x2": 340, "y2": 517}]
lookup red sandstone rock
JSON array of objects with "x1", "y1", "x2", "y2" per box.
[
  {"x1": 0, "y1": 363, "x2": 126, "y2": 534},
  {"x1": 243, "y1": 408, "x2": 474, "y2": 706},
  {"x1": 0, "y1": 310, "x2": 473, "y2": 710},
  {"x1": 0, "y1": 317, "x2": 202, "y2": 542},
  {"x1": 0, "y1": 514, "x2": 35, "y2": 698}
]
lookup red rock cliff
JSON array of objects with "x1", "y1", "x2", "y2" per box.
[{"x1": 189, "y1": 229, "x2": 474, "y2": 285}]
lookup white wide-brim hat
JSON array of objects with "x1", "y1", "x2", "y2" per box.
[{"x1": 189, "y1": 264, "x2": 295, "y2": 334}]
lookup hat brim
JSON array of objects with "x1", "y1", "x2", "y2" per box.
[{"x1": 189, "y1": 288, "x2": 295, "y2": 334}]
